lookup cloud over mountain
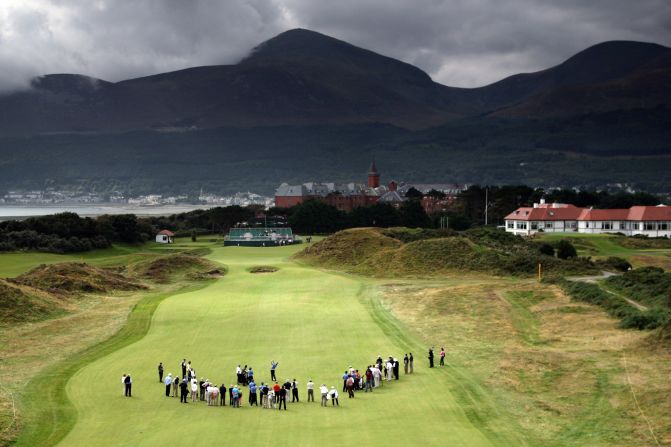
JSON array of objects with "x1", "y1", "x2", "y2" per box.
[{"x1": 0, "y1": 0, "x2": 669, "y2": 91}]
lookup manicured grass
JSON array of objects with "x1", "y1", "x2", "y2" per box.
[
  {"x1": 8, "y1": 236, "x2": 669, "y2": 446},
  {"x1": 13, "y1": 284, "x2": 209, "y2": 447},
  {"x1": 0, "y1": 245, "x2": 160, "y2": 278},
  {"x1": 535, "y1": 233, "x2": 671, "y2": 268},
  {"x1": 37, "y1": 244, "x2": 526, "y2": 447}
]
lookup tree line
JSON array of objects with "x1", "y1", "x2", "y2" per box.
[
  {"x1": 0, "y1": 213, "x2": 152, "y2": 253},
  {"x1": 0, "y1": 186, "x2": 663, "y2": 253}
]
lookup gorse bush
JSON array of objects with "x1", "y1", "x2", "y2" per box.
[
  {"x1": 538, "y1": 243, "x2": 555, "y2": 257},
  {"x1": 620, "y1": 308, "x2": 671, "y2": 330},
  {"x1": 556, "y1": 240, "x2": 577, "y2": 259},
  {"x1": 605, "y1": 267, "x2": 671, "y2": 308},
  {"x1": 595, "y1": 256, "x2": 632, "y2": 272},
  {"x1": 559, "y1": 280, "x2": 670, "y2": 330}
]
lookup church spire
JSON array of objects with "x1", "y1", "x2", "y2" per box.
[
  {"x1": 368, "y1": 159, "x2": 378, "y2": 175},
  {"x1": 367, "y1": 159, "x2": 380, "y2": 188}
]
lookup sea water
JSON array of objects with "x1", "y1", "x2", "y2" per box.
[{"x1": 0, "y1": 204, "x2": 217, "y2": 219}]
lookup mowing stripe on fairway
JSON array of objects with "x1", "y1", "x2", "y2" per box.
[
  {"x1": 48, "y1": 245, "x2": 532, "y2": 447},
  {"x1": 13, "y1": 283, "x2": 210, "y2": 447}
]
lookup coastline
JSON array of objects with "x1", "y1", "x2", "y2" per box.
[{"x1": 0, "y1": 204, "x2": 220, "y2": 219}]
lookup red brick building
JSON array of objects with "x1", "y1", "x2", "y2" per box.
[{"x1": 274, "y1": 163, "x2": 464, "y2": 213}]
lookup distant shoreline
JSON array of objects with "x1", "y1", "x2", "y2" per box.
[{"x1": 0, "y1": 204, "x2": 219, "y2": 219}]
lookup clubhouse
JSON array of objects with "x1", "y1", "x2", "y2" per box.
[{"x1": 504, "y1": 199, "x2": 671, "y2": 237}]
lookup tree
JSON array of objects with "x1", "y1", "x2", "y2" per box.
[
  {"x1": 556, "y1": 240, "x2": 577, "y2": 259},
  {"x1": 288, "y1": 200, "x2": 346, "y2": 234},
  {"x1": 348, "y1": 203, "x2": 400, "y2": 228},
  {"x1": 404, "y1": 187, "x2": 424, "y2": 200},
  {"x1": 426, "y1": 189, "x2": 446, "y2": 199},
  {"x1": 96, "y1": 214, "x2": 145, "y2": 243},
  {"x1": 538, "y1": 243, "x2": 555, "y2": 257},
  {"x1": 191, "y1": 230, "x2": 197, "y2": 242},
  {"x1": 399, "y1": 200, "x2": 431, "y2": 228}
]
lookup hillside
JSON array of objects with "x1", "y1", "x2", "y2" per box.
[
  {"x1": 296, "y1": 227, "x2": 597, "y2": 278},
  {"x1": 0, "y1": 32, "x2": 667, "y2": 134},
  {"x1": 0, "y1": 279, "x2": 70, "y2": 323},
  {"x1": 0, "y1": 30, "x2": 669, "y2": 192},
  {"x1": 0, "y1": 253, "x2": 220, "y2": 326}
]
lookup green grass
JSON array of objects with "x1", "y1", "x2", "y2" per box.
[
  {"x1": 7, "y1": 235, "x2": 667, "y2": 446},
  {"x1": 0, "y1": 245, "x2": 156, "y2": 278},
  {"x1": 0, "y1": 239, "x2": 222, "y2": 279},
  {"x1": 503, "y1": 291, "x2": 543, "y2": 345},
  {"x1": 13, "y1": 284, "x2": 208, "y2": 447},
  {"x1": 536, "y1": 233, "x2": 671, "y2": 260},
  {"x1": 16, "y1": 243, "x2": 530, "y2": 447}
]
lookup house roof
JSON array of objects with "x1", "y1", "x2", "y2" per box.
[
  {"x1": 577, "y1": 208, "x2": 630, "y2": 221},
  {"x1": 505, "y1": 204, "x2": 671, "y2": 222},
  {"x1": 275, "y1": 183, "x2": 306, "y2": 197},
  {"x1": 157, "y1": 229, "x2": 175, "y2": 236},
  {"x1": 397, "y1": 183, "x2": 462, "y2": 195},
  {"x1": 378, "y1": 191, "x2": 405, "y2": 203},
  {"x1": 627, "y1": 205, "x2": 671, "y2": 221},
  {"x1": 505, "y1": 206, "x2": 583, "y2": 221}
]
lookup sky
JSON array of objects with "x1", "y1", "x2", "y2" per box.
[{"x1": 0, "y1": 0, "x2": 669, "y2": 91}]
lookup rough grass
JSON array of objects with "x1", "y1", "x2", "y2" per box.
[
  {"x1": 248, "y1": 265, "x2": 279, "y2": 273},
  {"x1": 655, "y1": 320, "x2": 671, "y2": 346},
  {"x1": 297, "y1": 227, "x2": 597, "y2": 278},
  {"x1": 129, "y1": 254, "x2": 221, "y2": 283},
  {"x1": 605, "y1": 267, "x2": 671, "y2": 309},
  {"x1": 0, "y1": 280, "x2": 70, "y2": 323},
  {"x1": 381, "y1": 281, "x2": 671, "y2": 446},
  {"x1": 295, "y1": 227, "x2": 401, "y2": 269},
  {"x1": 617, "y1": 237, "x2": 671, "y2": 250},
  {"x1": 11, "y1": 263, "x2": 145, "y2": 295},
  {"x1": 559, "y1": 280, "x2": 670, "y2": 330}
]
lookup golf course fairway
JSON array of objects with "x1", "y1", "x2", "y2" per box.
[{"x1": 50, "y1": 244, "x2": 527, "y2": 446}]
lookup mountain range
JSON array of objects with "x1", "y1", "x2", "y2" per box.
[{"x1": 0, "y1": 29, "x2": 669, "y2": 194}]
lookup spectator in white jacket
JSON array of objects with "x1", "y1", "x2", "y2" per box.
[
  {"x1": 320, "y1": 384, "x2": 329, "y2": 406},
  {"x1": 190, "y1": 378, "x2": 198, "y2": 402},
  {"x1": 329, "y1": 387, "x2": 339, "y2": 406}
]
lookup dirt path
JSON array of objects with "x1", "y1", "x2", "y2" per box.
[{"x1": 566, "y1": 271, "x2": 648, "y2": 311}]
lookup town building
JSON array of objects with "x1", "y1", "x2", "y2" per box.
[
  {"x1": 274, "y1": 161, "x2": 387, "y2": 212},
  {"x1": 505, "y1": 199, "x2": 671, "y2": 237},
  {"x1": 274, "y1": 162, "x2": 463, "y2": 213}
]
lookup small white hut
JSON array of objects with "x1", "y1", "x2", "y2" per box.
[{"x1": 155, "y1": 229, "x2": 175, "y2": 244}]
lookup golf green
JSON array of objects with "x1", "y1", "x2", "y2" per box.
[{"x1": 55, "y1": 245, "x2": 525, "y2": 446}]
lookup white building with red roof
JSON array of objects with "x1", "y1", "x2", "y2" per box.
[
  {"x1": 505, "y1": 200, "x2": 671, "y2": 237},
  {"x1": 505, "y1": 200, "x2": 583, "y2": 235},
  {"x1": 155, "y1": 229, "x2": 175, "y2": 244}
]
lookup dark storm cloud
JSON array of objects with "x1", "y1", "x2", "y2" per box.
[{"x1": 0, "y1": 0, "x2": 669, "y2": 91}]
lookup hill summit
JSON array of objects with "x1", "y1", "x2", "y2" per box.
[
  {"x1": 0, "y1": 29, "x2": 669, "y2": 194},
  {"x1": 0, "y1": 29, "x2": 668, "y2": 134}
]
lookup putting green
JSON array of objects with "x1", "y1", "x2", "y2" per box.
[{"x1": 55, "y1": 245, "x2": 526, "y2": 446}]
